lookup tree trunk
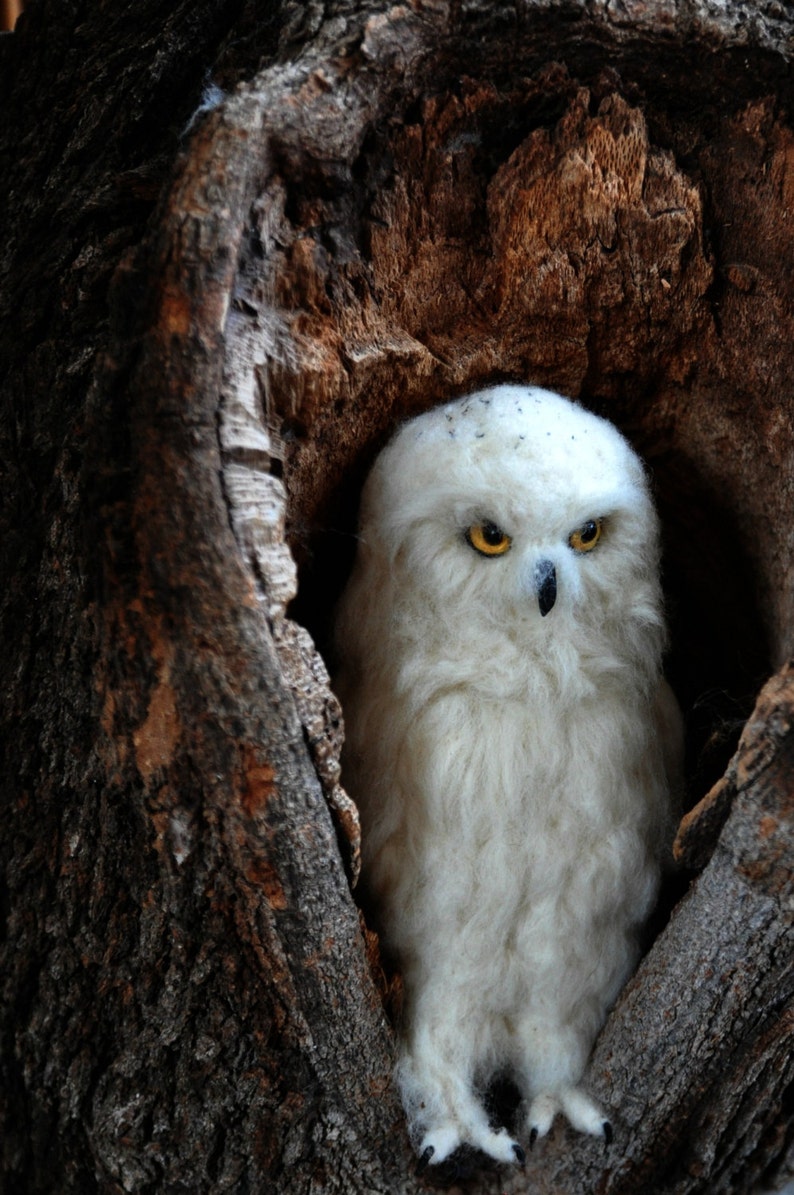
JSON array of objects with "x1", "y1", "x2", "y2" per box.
[{"x1": 1, "y1": 2, "x2": 793, "y2": 1192}]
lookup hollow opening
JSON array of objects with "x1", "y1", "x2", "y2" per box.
[{"x1": 259, "y1": 56, "x2": 793, "y2": 828}]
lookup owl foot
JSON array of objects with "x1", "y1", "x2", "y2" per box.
[
  {"x1": 416, "y1": 1121, "x2": 523, "y2": 1168},
  {"x1": 416, "y1": 1145, "x2": 435, "y2": 1174},
  {"x1": 527, "y1": 1086, "x2": 611, "y2": 1144}
]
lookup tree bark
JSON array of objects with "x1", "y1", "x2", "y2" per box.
[{"x1": 1, "y1": 2, "x2": 793, "y2": 1192}]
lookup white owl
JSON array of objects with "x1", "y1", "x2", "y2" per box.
[{"x1": 334, "y1": 385, "x2": 682, "y2": 1168}]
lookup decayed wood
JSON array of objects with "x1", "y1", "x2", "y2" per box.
[{"x1": 1, "y1": 1, "x2": 794, "y2": 1192}]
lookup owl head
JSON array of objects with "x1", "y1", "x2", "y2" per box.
[{"x1": 344, "y1": 385, "x2": 667, "y2": 698}]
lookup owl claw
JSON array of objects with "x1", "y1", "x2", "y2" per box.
[
  {"x1": 415, "y1": 1127, "x2": 522, "y2": 1171},
  {"x1": 560, "y1": 1087, "x2": 611, "y2": 1138},
  {"x1": 416, "y1": 1125, "x2": 460, "y2": 1167},
  {"x1": 416, "y1": 1145, "x2": 435, "y2": 1174},
  {"x1": 527, "y1": 1092, "x2": 558, "y2": 1141},
  {"x1": 527, "y1": 1086, "x2": 610, "y2": 1143}
]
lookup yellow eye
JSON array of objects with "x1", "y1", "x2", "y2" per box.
[
  {"x1": 568, "y1": 518, "x2": 603, "y2": 553},
  {"x1": 466, "y1": 520, "x2": 512, "y2": 557}
]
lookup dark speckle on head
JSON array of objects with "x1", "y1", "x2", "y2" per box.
[{"x1": 475, "y1": 432, "x2": 485, "y2": 439}]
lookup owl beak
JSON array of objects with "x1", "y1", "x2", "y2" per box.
[{"x1": 534, "y1": 559, "x2": 557, "y2": 617}]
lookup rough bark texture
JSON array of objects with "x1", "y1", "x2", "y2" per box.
[{"x1": 1, "y1": 1, "x2": 793, "y2": 1193}]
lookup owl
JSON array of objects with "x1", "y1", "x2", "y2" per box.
[{"x1": 334, "y1": 385, "x2": 682, "y2": 1168}]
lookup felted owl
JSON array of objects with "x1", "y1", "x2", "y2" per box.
[{"x1": 334, "y1": 385, "x2": 682, "y2": 1167}]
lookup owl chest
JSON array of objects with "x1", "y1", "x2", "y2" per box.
[
  {"x1": 391, "y1": 695, "x2": 653, "y2": 966},
  {"x1": 404, "y1": 687, "x2": 647, "y2": 879}
]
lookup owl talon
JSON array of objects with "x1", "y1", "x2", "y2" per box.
[
  {"x1": 416, "y1": 1124, "x2": 460, "y2": 1167},
  {"x1": 416, "y1": 1145, "x2": 435, "y2": 1174},
  {"x1": 565, "y1": 1088, "x2": 610, "y2": 1137},
  {"x1": 527, "y1": 1092, "x2": 558, "y2": 1141},
  {"x1": 415, "y1": 1125, "x2": 521, "y2": 1170},
  {"x1": 529, "y1": 1127, "x2": 538, "y2": 1151},
  {"x1": 602, "y1": 1121, "x2": 613, "y2": 1146}
]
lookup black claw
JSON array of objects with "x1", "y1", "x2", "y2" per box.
[
  {"x1": 602, "y1": 1121, "x2": 614, "y2": 1147},
  {"x1": 512, "y1": 1143, "x2": 526, "y2": 1168},
  {"x1": 416, "y1": 1145, "x2": 435, "y2": 1175},
  {"x1": 529, "y1": 1127, "x2": 538, "y2": 1151}
]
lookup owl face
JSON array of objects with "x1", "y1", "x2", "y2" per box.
[{"x1": 358, "y1": 386, "x2": 663, "y2": 652}]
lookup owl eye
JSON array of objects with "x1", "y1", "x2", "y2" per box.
[
  {"x1": 466, "y1": 520, "x2": 512, "y2": 557},
  {"x1": 568, "y1": 518, "x2": 603, "y2": 553}
]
